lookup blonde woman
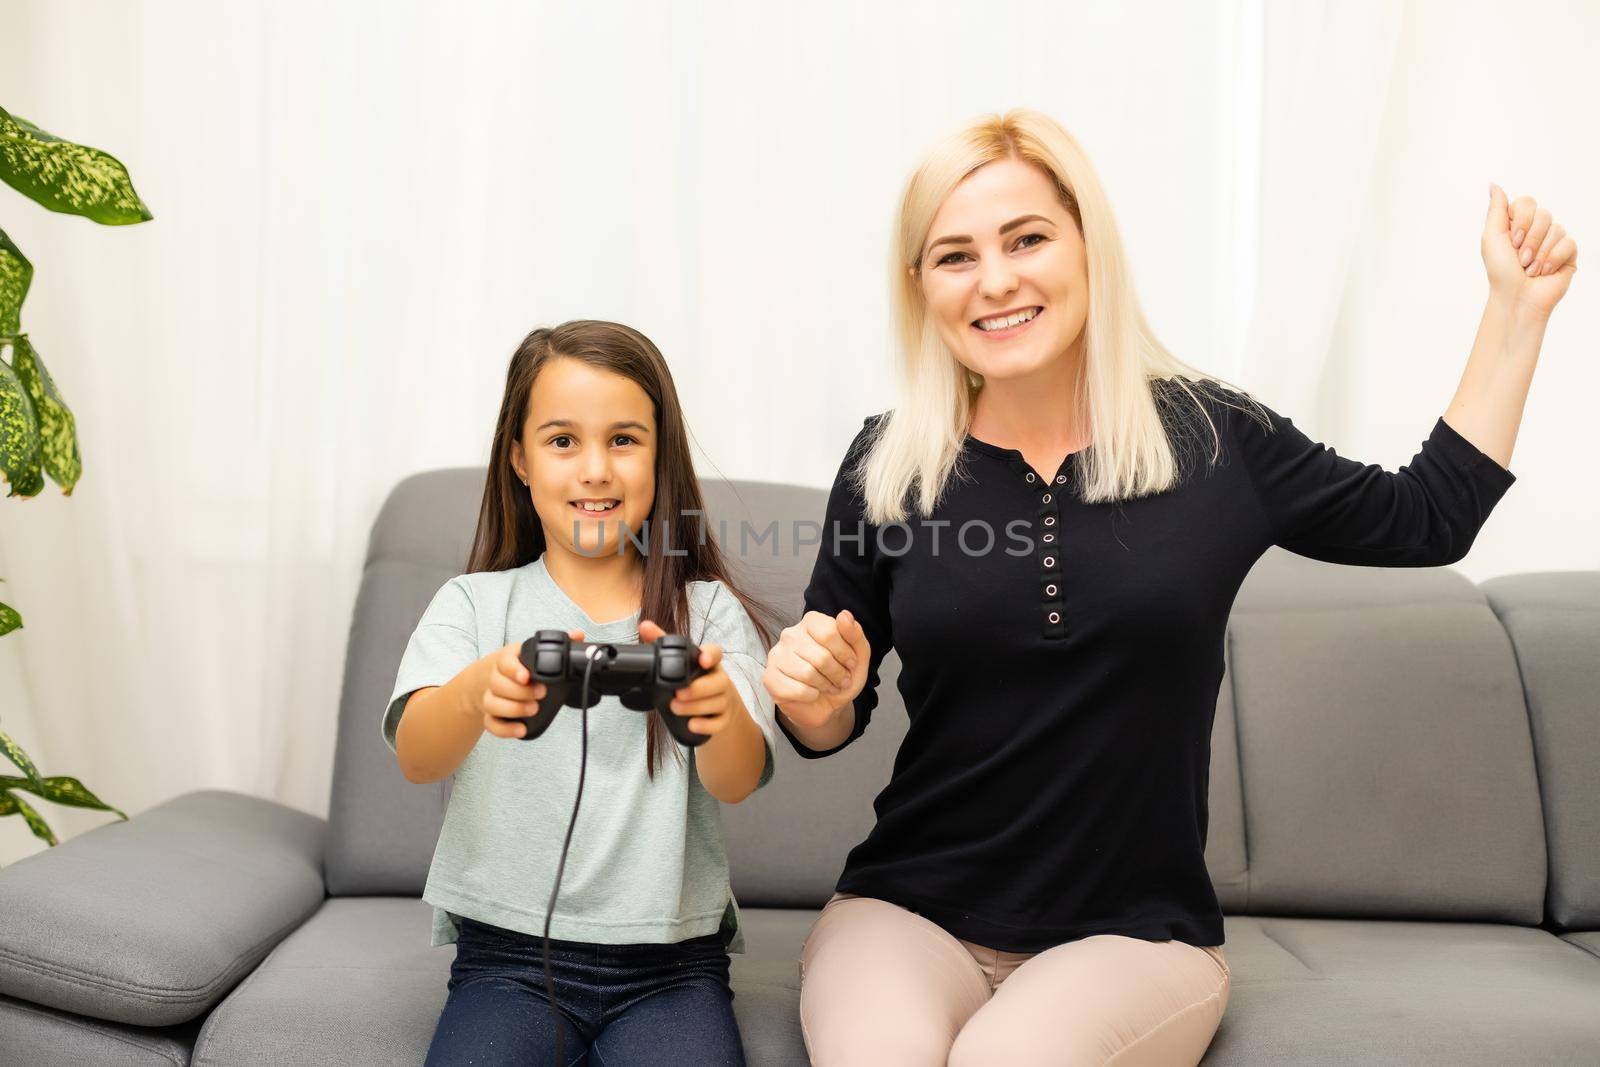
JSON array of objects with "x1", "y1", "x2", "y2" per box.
[{"x1": 762, "y1": 108, "x2": 1575, "y2": 1065}]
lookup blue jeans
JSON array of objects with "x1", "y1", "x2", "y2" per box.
[{"x1": 424, "y1": 916, "x2": 746, "y2": 1067}]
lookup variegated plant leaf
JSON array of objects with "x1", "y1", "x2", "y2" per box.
[
  {"x1": 11, "y1": 336, "x2": 79, "y2": 492},
  {"x1": 0, "y1": 226, "x2": 30, "y2": 336},
  {"x1": 0, "y1": 599, "x2": 18, "y2": 635},
  {"x1": 0, "y1": 728, "x2": 45, "y2": 789},
  {"x1": 0, "y1": 107, "x2": 153, "y2": 226},
  {"x1": 0, "y1": 788, "x2": 59, "y2": 845},
  {"x1": 0, "y1": 345, "x2": 43, "y2": 496},
  {"x1": 0, "y1": 774, "x2": 127, "y2": 819}
]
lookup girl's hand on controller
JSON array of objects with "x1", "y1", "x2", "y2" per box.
[
  {"x1": 479, "y1": 628, "x2": 584, "y2": 739},
  {"x1": 762, "y1": 610, "x2": 870, "y2": 730},
  {"x1": 639, "y1": 619, "x2": 743, "y2": 738}
]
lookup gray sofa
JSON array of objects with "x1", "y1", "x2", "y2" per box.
[{"x1": 1, "y1": 467, "x2": 1597, "y2": 1065}]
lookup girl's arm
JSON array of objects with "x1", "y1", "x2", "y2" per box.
[
  {"x1": 393, "y1": 666, "x2": 487, "y2": 784},
  {"x1": 690, "y1": 677, "x2": 768, "y2": 804},
  {"x1": 1443, "y1": 185, "x2": 1577, "y2": 466},
  {"x1": 396, "y1": 641, "x2": 555, "y2": 783},
  {"x1": 641, "y1": 618, "x2": 771, "y2": 804}
]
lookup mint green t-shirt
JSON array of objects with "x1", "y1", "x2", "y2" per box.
[{"x1": 382, "y1": 555, "x2": 777, "y2": 952}]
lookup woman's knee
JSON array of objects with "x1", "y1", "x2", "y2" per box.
[
  {"x1": 948, "y1": 1012, "x2": 1084, "y2": 1067},
  {"x1": 947, "y1": 936, "x2": 1229, "y2": 1067},
  {"x1": 798, "y1": 894, "x2": 989, "y2": 1066},
  {"x1": 948, "y1": 993, "x2": 1226, "y2": 1067}
]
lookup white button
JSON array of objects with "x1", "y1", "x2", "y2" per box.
[
  {"x1": 1025, "y1": 473, "x2": 1036, "y2": 483},
  {"x1": 1042, "y1": 493, "x2": 1052, "y2": 503},
  {"x1": 1044, "y1": 516, "x2": 1055, "y2": 526},
  {"x1": 1046, "y1": 584, "x2": 1057, "y2": 596},
  {"x1": 1044, "y1": 556, "x2": 1055, "y2": 568},
  {"x1": 1055, "y1": 475, "x2": 1066, "y2": 484},
  {"x1": 1043, "y1": 534, "x2": 1054, "y2": 543},
  {"x1": 1048, "y1": 611, "x2": 1061, "y2": 624}
]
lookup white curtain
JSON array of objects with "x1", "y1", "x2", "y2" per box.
[
  {"x1": 0, "y1": 0, "x2": 1251, "y2": 861},
  {"x1": 1235, "y1": 0, "x2": 1405, "y2": 426},
  {"x1": 1, "y1": 0, "x2": 1593, "y2": 865}
]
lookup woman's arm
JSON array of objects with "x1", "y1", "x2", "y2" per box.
[
  {"x1": 777, "y1": 699, "x2": 857, "y2": 753},
  {"x1": 1443, "y1": 184, "x2": 1578, "y2": 467},
  {"x1": 769, "y1": 417, "x2": 893, "y2": 757},
  {"x1": 1219, "y1": 186, "x2": 1576, "y2": 567}
]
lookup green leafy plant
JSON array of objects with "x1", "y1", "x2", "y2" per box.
[{"x1": 0, "y1": 104, "x2": 151, "y2": 855}]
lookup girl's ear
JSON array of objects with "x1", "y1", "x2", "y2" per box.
[{"x1": 510, "y1": 440, "x2": 528, "y2": 486}]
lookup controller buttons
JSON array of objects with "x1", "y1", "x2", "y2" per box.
[
  {"x1": 536, "y1": 649, "x2": 565, "y2": 674},
  {"x1": 1048, "y1": 612, "x2": 1061, "y2": 624}
]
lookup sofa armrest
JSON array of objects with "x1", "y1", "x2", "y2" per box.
[{"x1": 0, "y1": 789, "x2": 326, "y2": 1027}]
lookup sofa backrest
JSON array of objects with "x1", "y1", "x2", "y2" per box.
[
  {"x1": 327, "y1": 467, "x2": 1581, "y2": 930},
  {"x1": 324, "y1": 469, "x2": 478, "y2": 895},
  {"x1": 323, "y1": 469, "x2": 835, "y2": 894},
  {"x1": 1210, "y1": 550, "x2": 1547, "y2": 924},
  {"x1": 1480, "y1": 572, "x2": 1600, "y2": 931}
]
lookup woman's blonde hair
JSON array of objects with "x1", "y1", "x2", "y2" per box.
[{"x1": 857, "y1": 107, "x2": 1270, "y2": 523}]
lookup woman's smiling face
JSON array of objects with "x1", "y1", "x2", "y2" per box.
[
  {"x1": 511, "y1": 356, "x2": 658, "y2": 560},
  {"x1": 916, "y1": 156, "x2": 1088, "y2": 385}
]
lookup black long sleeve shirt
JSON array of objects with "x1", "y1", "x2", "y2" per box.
[{"x1": 777, "y1": 377, "x2": 1517, "y2": 952}]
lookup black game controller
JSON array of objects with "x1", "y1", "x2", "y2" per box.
[{"x1": 513, "y1": 630, "x2": 713, "y2": 746}]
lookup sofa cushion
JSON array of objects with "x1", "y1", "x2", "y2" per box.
[
  {"x1": 1481, "y1": 572, "x2": 1600, "y2": 929},
  {"x1": 735, "y1": 912, "x2": 1600, "y2": 1066},
  {"x1": 1204, "y1": 916, "x2": 1600, "y2": 1064},
  {"x1": 0, "y1": 790, "x2": 325, "y2": 1027},
  {"x1": 0, "y1": 992, "x2": 199, "y2": 1066},
  {"x1": 1563, "y1": 931, "x2": 1600, "y2": 961},
  {"x1": 191, "y1": 897, "x2": 815, "y2": 1066},
  {"x1": 731, "y1": 909, "x2": 813, "y2": 1067},
  {"x1": 733, "y1": 912, "x2": 1600, "y2": 1066},
  {"x1": 195, "y1": 901, "x2": 1600, "y2": 1066},
  {"x1": 192, "y1": 897, "x2": 450, "y2": 1066}
]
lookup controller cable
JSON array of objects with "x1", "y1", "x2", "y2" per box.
[{"x1": 542, "y1": 642, "x2": 604, "y2": 1067}]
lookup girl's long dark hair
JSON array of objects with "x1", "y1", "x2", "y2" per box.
[{"x1": 466, "y1": 320, "x2": 780, "y2": 778}]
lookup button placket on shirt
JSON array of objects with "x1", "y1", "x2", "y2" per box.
[{"x1": 1009, "y1": 459, "x2": 1068, "y2": 639}]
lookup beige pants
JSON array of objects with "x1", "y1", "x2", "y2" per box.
[{"x1": 798, "y1": 892, "x2": 1230, "y2": 1066}]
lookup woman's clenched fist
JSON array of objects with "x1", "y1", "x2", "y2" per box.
[{"x1": 762, "y1": 610, "x2": 872, "y2": 730}]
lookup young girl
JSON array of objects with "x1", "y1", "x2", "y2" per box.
[{"x1": 381, "y1": 320, "x2": 780, "y2": 1067}]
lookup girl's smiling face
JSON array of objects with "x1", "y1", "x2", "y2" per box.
[
  {"x1": 916, "y1": 156, "x2": 1089, "y2": 386},
  {"x1": 511, "y1": 356, "x2": 658, "y2": 560}
]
